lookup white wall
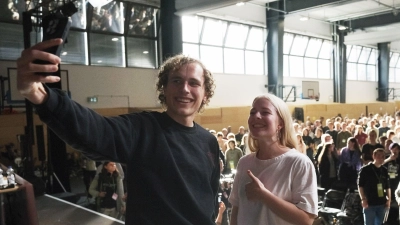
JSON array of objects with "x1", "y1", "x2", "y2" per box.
[{"x1": 0, "y1": 60, "x2": 395, "y2": 109}]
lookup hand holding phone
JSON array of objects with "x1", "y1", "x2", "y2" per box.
[{"x1": 34, "y1": 14, "x2": 71, "y2": 75}]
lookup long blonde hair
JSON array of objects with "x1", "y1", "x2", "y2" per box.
[{"x1": 248, "y1": 94, "x2": 297, "y2": 152}]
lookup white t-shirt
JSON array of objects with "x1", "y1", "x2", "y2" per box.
[{"x1": 229, "y1": 149, "x2": 318, "y2": 225}]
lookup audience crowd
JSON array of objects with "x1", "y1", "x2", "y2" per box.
[{"x1": 29, "y1": 110, "x2": 400, "y2": 223}]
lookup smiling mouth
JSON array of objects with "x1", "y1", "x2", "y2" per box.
[
  {"x1": 253, "y1": 124, "x2": 265, "y2": 128},
  {"x1": 176, "y1": 98, "x2": 192, "y2": 103}
]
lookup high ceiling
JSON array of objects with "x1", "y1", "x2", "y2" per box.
[{"x1": 175, "y1": 0, "x2": 400, "y2": 51}]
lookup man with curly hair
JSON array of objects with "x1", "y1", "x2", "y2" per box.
[{"x1": 16, "y1": 39, "x2": 220, "y2": 225}]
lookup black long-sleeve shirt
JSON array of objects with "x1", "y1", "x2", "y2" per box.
[{"x1": 35, "y1": 87, "x2": 220, "y2": 225}]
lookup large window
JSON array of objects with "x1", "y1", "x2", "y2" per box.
[
  {"x1": 0, "y1": 0, "x2": 158, "y2": 69},
  {"x1": 182, "y1": 16, "x2": 266, "y2": 75},
  {"x1": 283, "y1": 33, "x2": 332, "y2": 78},
  {"x1": 346, "y1": 45, "x2": 376, "y2": 81}
]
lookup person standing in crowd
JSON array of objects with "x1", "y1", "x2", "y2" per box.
[
  {"x1": 378, "y1": 119, "x2": 390, "y2": 138},
  {"x1": 361, "y1": 130, "x2": 384, "y2": 165},
  {"x1": 383, "y1": 139, "x2": 393, "y2": 157},
  {"x1": 306, "y1": 140, "x2": 316, "y2": 164},
  {"x1": 239, "y1": 133, "x2": 250, "y2": 155},
  {"x1": 80, "y1": 155, "x2": 97, "y2": 199},
  {"x1": 325, "y1": 120, "x2": 338, "y2": 146},
  {"x1": 217, "y1": 131, "x2": 228, "y2": 153},
  {"x1": 296, "y1": 133, "x2": 307, "y2": 154},
  {"x1": 383, "y1": 143, "x2": 400, "y2": 204},
  {"x1": 302, "y1": 128, "x2": 313, "y2": 147},
  {"x1": 235, "y1": 126, "x2": 245, "y2": 147},
  {"x1": 318, "y1": 142, "x2": 338, "y2": 190},
  {"x1": 16, "y1": 39, "x2": 220, "y2": 225},
  {"x1": 229, "y1": 94, "x2": 317, "y2": 225},
  {"x1": 225, "y1": 139, "x2": 243, "y2": 174},
  {"x1": 338, "y1": 137, "x2": 362, "y2": 190},
  {"x1": 89, "y1": 161, "x2": 125, "y2": 218},
  {"x1": 355, "y1": 125, "x2": 368, "y2": 147},
  {"x1": 312, "y1": 127, "x2": 323, "y2": 149},
  {"x1": 358, "y1": 148, "x2": 391, "y2": 225},
  {"x1": 336, "y1": 122, "x2": 352, "y2": 150}
]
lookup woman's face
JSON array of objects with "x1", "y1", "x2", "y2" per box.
[
  {"x1": 348, "y1": 140, "x2": 354, "y2": 148},
  {"x1": 104, "y1": 162, "x2": 117, "y2": 173},
  {"x1": 248, "y1": 98, "x2": 281, "y2": 140}
]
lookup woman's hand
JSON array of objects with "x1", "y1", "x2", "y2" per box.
[{"x1": 245, "y1": 170, "x2": 268, "y2": 201}]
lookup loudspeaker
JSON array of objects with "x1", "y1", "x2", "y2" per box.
[
  {"x1": 294, "y1": 107, "x2": 304, "y2": 122},
  {"x1": 36, "y1": 125, "x2": 46, "y2": 162}
]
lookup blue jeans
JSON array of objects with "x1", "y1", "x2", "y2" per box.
[{"x1": 363, "y1": 205, "x2": 385, "y2": 225}]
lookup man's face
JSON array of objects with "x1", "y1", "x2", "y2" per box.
[
  {"x1": 164, "y1": 63, "x2": 206, "y2": 125},
  {"x1": 373, "y1": 151, "x2": 385, "y2": 165}
]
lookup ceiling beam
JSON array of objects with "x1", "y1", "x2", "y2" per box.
[
  {"x1": 350, "y1": 12, "x2": 400, "y2": 30},
  {"x1": 285, "y1": 0, "x2": 362, "y2": 14}
]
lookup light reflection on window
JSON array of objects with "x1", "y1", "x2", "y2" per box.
[
  {"x1": 358, "y1": 47, "x2": 371, "y2": 64},
  {"x1": 225, "y1": 23, "x2": 248, "y2": 48},
  {"x1": 304, "y1": 58, "x2": 318, "y2": 78},
  {"x1": 347, "y1": 62, "x2": 357, "y2": 80},
  {"x1": 290, "y1": 35, "x2": 309, "y2": 56},
  {"x1": 357, "y1": 64, "x2": 366, "y2": 80},
  {"x1": 246, "y1": 27, "x2": 265, "y2": 51},
  {"x1": 390, "y1": 53, "x2": 399, "y2": 67},
  {"x1": 368, "y1": 49, "x2": 377, "y2": 65},
  {"x1": 201, "y1": 18, "x2": 227, "y2": 46},
  {"x1": 318, "y1": 59, "x2": 330, "y2": 79},
  {"x1": 366, "y1": 65, "x2": 376, "y2": 81},
  {"x1": 224, "y1": 48, "x2": 244, "y2": 74},
  {"x1": 305, "y1": 38, "x2": 322, "y2": 58},
  {"x1": 183, "y1": 43, "x2": 200, "y2": 60},
  {"x1": 283, "y1": 33, "x2": 294, "y2": 55},
  {"x1": 245, "y1": 51, "x2": 264, "y2": 75},
  {"x1": 200, "y1": 45, "x2": 223, "y2": 73},
  {"x1": 289, "y1": 56, "x2": 304, "y2": 77},
  {"x1": 319, "y1": 40, "x2": 332, "y2": 59},
  {"x1": 182, "y1": 16, "x2": 203, "y2": 43}
]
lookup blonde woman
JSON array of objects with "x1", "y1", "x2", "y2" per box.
[{"x1": 229, "y1": 94, "x2": 317, "y2": 225}]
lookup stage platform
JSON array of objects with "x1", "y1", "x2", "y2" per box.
[{"x1": 36, "y1": 194, "x2": 124, "y2": 225}]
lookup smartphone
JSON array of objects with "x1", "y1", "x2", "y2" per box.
[{"x1": 34, "y1": 14, "x2": 72, "y2": 75}]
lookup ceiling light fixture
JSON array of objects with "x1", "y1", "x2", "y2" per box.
[
  {"x1": 61, "y1": 51, "x2": 67, "y2": 56},
  {"x1": 112, "y1": 38, "x2": 118, "y2": 41},
  {"x1": 300, "y1": 16, "x2": 309, "y2": 21},
  {"x1": 143, "y1": 51, "x2": 149, "y2": 54},
  {"x1": 236, "y1": 2, "x2": 245, "y2": 6},
  {"x1": 97, "y1": 60, "x2": 102, "y2": 63},
  {"x1": 338, "y1": 25, "x2": 347, "y2": 30}
]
